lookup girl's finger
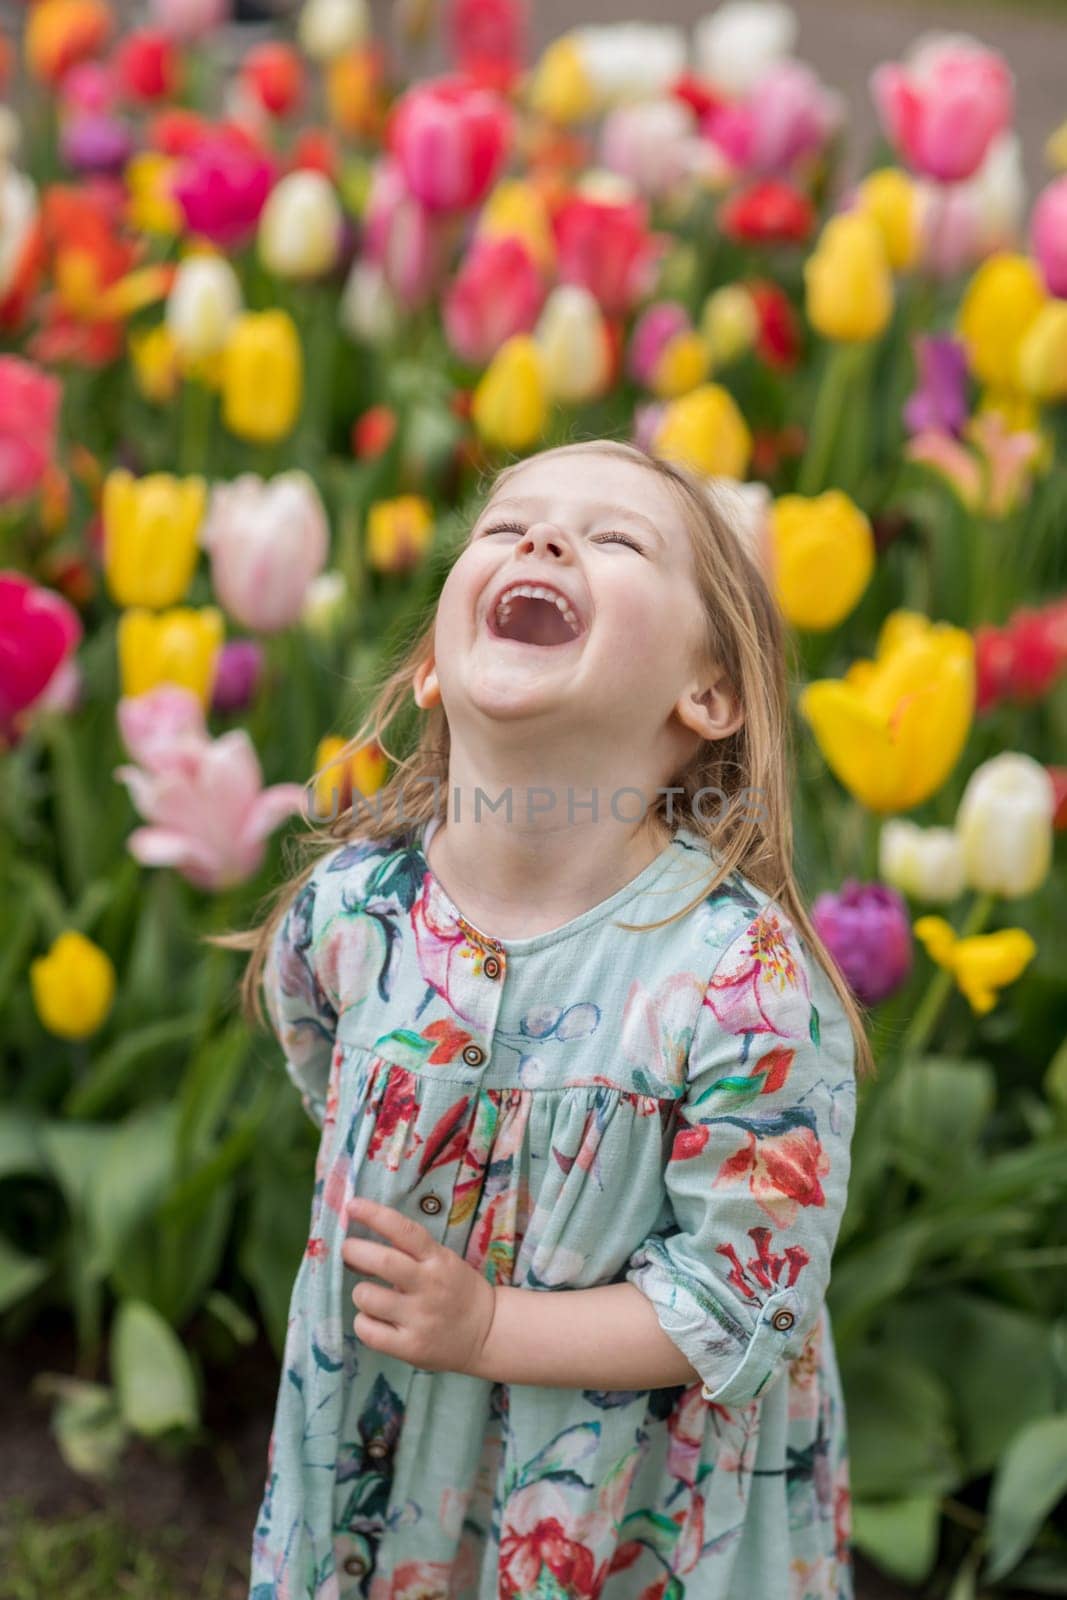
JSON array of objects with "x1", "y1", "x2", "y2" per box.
[
  {"x1": 352, "y1": 1278, "x2": 405, "y2": 1325},
  {"x1": 347, "y1": 1197, "x2": 435, "y2": 1259},
  {"x1": 341, "y1": 1236, "x2": 417, "y2": 1289}
]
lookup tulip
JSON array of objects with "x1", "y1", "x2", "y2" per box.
[
  {"x1": 0, "y1": 357, "x2": 62, "y2": 503},
  {"x1": 975, "y1": 596, "x2": 1067, "y2": 712},
  {"x1": 339, "y1": 258, "x2": 400, "y2": 346},
  {"x1": 704, "y1": 62, "x2": 843, "y2": 177},
  {"x1": 219, "y1": 310, "x2": 302, "y2": 443},
  {"x1": 115, "y1": 28, "x2": 180, "y2": 102},
  {"x1": 804, "y1": 212, "x2": 893, "y2": 343},
  {"x1": 310, "y1": 734, "x2": 388, "y2": 820},
  {"x1": 0, "y1": 571, "x2": 83, "y2": 743},
  {"x1": 125, "y1": 151, "x2": 183, "y2": 237},
  {"x1": 651, "y1": 383, "x2": 752, "y2": 480},
  {"x1": 526, "y1": 34, "x2": 597, "y2": 124},
  {"x1": 117, "y1": 605, "x2": 223, "y2": 704},
  {"x1": 906, "y1": 410, "x2": 1042, "y2": 519},
  {"x1": 388, "y1": 76, "x2": 512, "y2": 214},
  {"x1": 707, "y1": 477, "x2": 773, "y2": 579},
  {"x1": 447, "y1": 0, "x2": 526, "y2": 93},
  {"x1": 103, "y1": 469, "x2": 206, "y2": 609},
  {"x1": 58, "y1": 57, "x2": 116, "y2": 112},
  {"x1": 799, "y1": 610, "x2": 975, "y2": 813},
  {"x1": 1049, "y1": 767, "x2": 1067, "y2": 832},
  {"x1": 700, "y1": 285, "x2": 759, "y2": 366},
  {"x1": 955, "y1": 752, "x2": 1055, "y2": 898},
  {"x1": 129, "y1": 324, "x2": 180, "y2": 404},
  {"x1": 200, "y1": 472, "x2": 329, "y2": 632},
  {"x1": 25, "y1": 0, "x2": 113, "y2": 85},
  {"x1": 693, "y1": 2, "x2": 796, "y2": 96},
  {"x1": 913, "y1": 132, "x2": 1025, "y2": 280},
  {"x1": 470, "y1": 335, "x2": 547, "y2": 452},
  {"x1": 811, "y1": 880, "x2": 913, "y2": 1006},
  {"x1": 114, "y1": 685, "x2": 305, "y2": 890},
  {"x1": 351, "y1": 406, "x2": 397, "y2": 461},
  {"x1": 298, "y1": 0, "x2": 370, "y2": 62},
  {"x1": 720, "y1": 179, "x2": 815, "y2": 247},
  {"x1": 60, "y1": 111, "x2": 135, "y2": 175},
  {"x1": 628, "y1": 302, "x2": 709, "y2": 399},
  {"x1": 533, "y1": 285, "x2": 613, "y2": 405},
  {"x1": 478, "y1": 179, "x2": 555, "y2": 273},
  {"x1": 363, "y1": 158, "x2": 452, "y2": 312},
  {"x1": 258, "y1": 170, "x2": 343, "y2": 281},
  {"x1": 903, "y1": 336, "x2": 969, "y2": 437},
  {"x1": 364, "y1": 495, "x2": 435, "y2": 574},
  {"x1": 912, "y1": 917, "x2": 1036, "y2": 1015},
  {"x1": 570, "y1": 23, "x2": 687, "y2": 107},
  {"x1": 768, "y1": 490, "x2": 875, "y2": 631},
  {"x1": 325, "y1": 44, "x2": 386, "y2": 139},
  {"x1": 443, "y1": 236, "x2": 544, "y2": 367},
  {"x1": 30, "y1": 931, "x2": 116, "y2": 1039},
  {"x1": 171, "y1": 137, "x2": 276, "y2": 251},
  {"x1": 957, "y1": 252, "x2": 1045, "y2": 390},
  {"x1": 879, "y1": 819, "x2": 966, "y2": 903},
  {"x1": 552, "y1": 193, "x2": 667, "y2": 317},
  {"x1": 165, "y1": 253, "x2": 242, "y2": 364},
  {"x1": 854, "y1": 168, "x2": 919, "y2": 273},
  {"x1": 211, "y1": 638, "x2": 263, "y2": 715},
  {"x1": 240, "y1": 42, "x2": 306, "y2": 119},
  {"x1": 1017, "y1": 301, "x2": 1067, "y2": 401},
  {"x1": 301, "y1": 570, "x2": 348, "y2": 637},
  {"x1": 598, "y1": 98, "x2": 698, "y2": 201},
  {"x1": 149, "y1": 0, "x2": 227, "y2": 42},
  {"x1": 870, "y1": 36, "x2": 1014, "y2": 183},
  {"x1": 1031, "y1": 176, "x2": 1067, "y2": 299}
]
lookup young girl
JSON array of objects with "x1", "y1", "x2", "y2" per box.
[{"x1": 233, "y1": 438, "x2": 875, "y2": 1600}]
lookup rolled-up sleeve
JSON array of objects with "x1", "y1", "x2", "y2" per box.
[
  {"x1": 262, "y1": 861, "x2": 340, "y2": 1129},
  {"x1": 625, "y1": 901, "x2": 857, "y2": 1408}
]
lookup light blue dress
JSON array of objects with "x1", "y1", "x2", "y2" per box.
[{"x1": 249, "y1": 813, "x2": 858, "y2": 1600}]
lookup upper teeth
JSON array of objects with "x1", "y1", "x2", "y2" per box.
[{"x1": 493, "y1": 584, "x2": 582, "y2": 636}]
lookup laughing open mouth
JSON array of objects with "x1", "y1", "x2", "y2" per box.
[{"x1": 487, "y1": 584, "x2": 586, "y2": 647}]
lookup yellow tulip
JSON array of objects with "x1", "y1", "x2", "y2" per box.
[
  {"x1": 124, "y1": 152, "x2": 183, "y2": 237},
  {"x1": 479, "y1": 180, "x2": 556, "y2": 273},
  {"x1": 220, "y1": 310, "x2": 302, "y2": 443},
  {"x1": 527, "y1": 34, "x2": 597, "y2": 124},
  {"x1": 799, "y1": 610, "x2": 975, "y2": 813},
  {"x1": 651, "y1": 330, "x2": 711, "y2": 400},
  {"x1": 1046, "y1": 117, "x2": 1067, "y2": 173},
  {"x1": 769, "y1": 490, "x2": 875, "y2": 631},
  {"x1": 310, "y1": 735, "x2": 389, "y2": 819},
  {"x1": 913, "y1": 917, "x2": 1037, "y2": 1016},
  {"x1": 1016, "y1": 300, "x2": 1067, "y2": 402},
  {"x1": 471, "y1": 336, "x2": 548, "y2": 453},
  {"x1": 30, "y1": 931, "x2": 116, "y2": 1040},
  {"x1": 117, "y1": 606, "x2": 224, "y2": 706},
  {"x1": 700, "y1": 285, "x2": 758, "y2": 368},
  {"x1": 128, "y1": 323, "x2": 180, "y2": 405},
  {"x1": 365, "y1": 495, "x2": 435, "y2": 574},
  {"x1": 804, "y1": 212, "x2": 893, "y2": 343},
  {"x1": 103, "y1": 469, "x2": 206, "y2": 609},
  {"x1": 651, "y1": 383, "x2": 752, "y2": 479},
  {"x1": 855, "y1": 168, "x2": 919, "y2": 273},
  {"x1": 957, "y1": 253, "x2": 1046, "y2": 390}
]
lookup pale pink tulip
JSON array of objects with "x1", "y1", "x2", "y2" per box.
[
  {"x1": 871, "y1": 35, "x2": 1014, "y2": 183},
  {"x1": 363, "y1": 158, "x2": 454, "y2": 312},
  {"x1": 114, "y1": 684, "x2": 305, "y2": 890},
  {"x1": 598, "y1": 98, "x2": 697, "y2": 200},
  {"x1": 442, "y1": 235, "x2": 544, "y2": 365},
  {"x1": 149, "y1": 0, "x2": 229, "y2": 42},
  {"x1": 1032, "y1": 176, "x2": 1067, "y2": 299},
  {"x1": 705, "y1": 61, "x2": 843, "y2": 177},
  {"x1": 200, "y1": 472, "x2": 329, "y2": 634},
  {"x1": 914, "y1": 130, "x2": 1024, "y2": 279}
]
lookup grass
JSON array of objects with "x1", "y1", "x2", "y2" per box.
[{"x1": 0, "y1": 1498, "x2": 247, "y2": 1600}]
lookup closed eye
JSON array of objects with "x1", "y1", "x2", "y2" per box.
[{"x1": 477, "y1": 521, "x2": 645, "y2": 552}]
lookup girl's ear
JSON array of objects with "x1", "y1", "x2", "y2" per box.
[
  {"x1": 412, "y1": 658, "x2": 441, "y2": 710},
  {"x1": 674, "y1": 672, "x2": 744, "y2": 742}
]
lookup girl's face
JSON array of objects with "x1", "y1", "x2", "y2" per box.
[{"x1": 415, "y1": 449, "x2": 737, "y2": 761}]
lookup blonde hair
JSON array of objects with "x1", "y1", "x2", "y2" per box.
[{"x1": 213, "y1": 439, "x2": 876, "y2": 1082}]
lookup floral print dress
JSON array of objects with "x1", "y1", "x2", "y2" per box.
[{"x1": 249, "y1": 814, "x2": 858, "y2": 1600}]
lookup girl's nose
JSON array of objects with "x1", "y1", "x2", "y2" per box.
[{"x1": 517, "y1": 522, "x2": 573, "y2": 558}]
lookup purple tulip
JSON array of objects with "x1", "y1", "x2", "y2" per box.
[
  {"x1": 211, "y1": 639, "x2": 264, "y2": 715},
  {"x1": 811, "y1": 879, "x2": 913, "y2": 1007},
  {"x1": 903, "y1": 335, "x2": 969, "y2": 438},
  {"x1": 60, "y1": 112, "x2": 136, "y2": 176}
]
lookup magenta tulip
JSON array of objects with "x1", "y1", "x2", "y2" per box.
[
  {"x1": 387, "y1": 75, "x2": 512, "y2": 214},
  {"x1": 115, "y1": 685, "x2": 304, "y2": 891},
  {"x1": 627, "y1": 301, "x2": 691, "y2": 387},
  {"x1": 172, "y1": 137, "x2": 276, "y2": 250},
  {"x1": 871, "y1": 37, "x2": 1014, "y2": 184},
  {"x1": 363, "y1": 158, "x2": 454, "y2": 312},
  {"x1": 442, "y1": 235, "x2": 544, "y2": 365},
  {"x1": 1032, "y1": 176, "x2": 1067, "y2": 299},
  {"x1": 200, "y1": 471, "x2": 329, "y2": 634},
  {"x1": 0, "y1": 572, "x2": 83, "y2": 743},
  {"x1": 0, "y1": 357, "x2": 62, "y2": 504},
  {"x1": 211, "y1": 638, "x2": 264, "y2": 715},
  {"x1": 812, "y1": 880, "x2": 913, "y2": 1007}
]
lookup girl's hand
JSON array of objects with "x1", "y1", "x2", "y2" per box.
[{"x1": 340, "y1": 1196, "x2": 497, "y2": 1377}]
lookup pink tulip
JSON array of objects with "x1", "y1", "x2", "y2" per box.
[
  {"x1": 628, "y1": 301, "x2": 691, "y2": 387},
  {"x1": 871, "y1": 36, "x2": 1014, "y2": 183},
  {"x1": 553, "y1": 194, "x2": 668, "y2": 317},
  {"x1": 171, "y1": 135, "x2": 276, "y2": 250},
  {"x1": 114, "y1": 685, "x2": 305, "y2": 891},
  {"x1": 598, "y1": 98, "x2": 698, "y2": 200},
  {"x1": 149, "y1": 0, "x2": 229, "y2": 42},
  {"x1": 386, "y1": 75, "x2": 512, "y2": 214},
  {"x1": 704, "y1": 61, "x2": 843, "y2": 176},
  {"x1": 443, "y1": 235, "x2": 544, "y2": 365},
  {"x1": 0, "y1": 571, "x2": 83, "y2": 743},
  {"x1": 1032, "y1": 176, "x2": 1067, "y2": 299},
  {"x1": 60, "y1": 60, "x2": 119, "y2": 114},
  {"x1": 0, "y1": 358, "x2": 62, "y2": 503},
  {"x1": 363, "y1": 158, "x2": 454, "y2": 312},
  {"x1": 200, "y1": 471, "x2": 329, "y2": 634}
]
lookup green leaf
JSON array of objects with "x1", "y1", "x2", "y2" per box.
[
  {"x1": 0, "y1": 1233, "x2": 50, "y2": 1311},
  {"x1": 886, "y1": 1057, "x2": 995, "y2": 1186},
  {"x1": 34, "y1": 1375, "x2": 128, "y2": 1479},
  {"x1": 85, "y1": 1104, "x2": 177, "y2": 1279},
  {"x1": 63, "y1": 1014, "x2": 201, "y2": 1117},
  {"x1": 851, "y1": 1495, "x2": 941, "y2": 1584},
  {"x1": 111, "y1": 1299, "x2": 199, "y2": 1437},
  {"x1": 984, "y1": 1414, "x2": 1067, "y2": 1583},
  {"x1": 841, "y1": 1348, "x2": 960, "y2": 1500},
  {"x1": 0, "y1": 1109, "x2": 46, "y2": 1181}
]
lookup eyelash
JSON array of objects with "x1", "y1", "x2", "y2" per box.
[{"x1": 478, "y1": 521, "x2": 643, "y2": 552}]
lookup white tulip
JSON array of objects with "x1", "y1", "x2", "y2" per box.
[
  {"x1": 706, "y1": 478, "x2": 773, "y2": 577},
  {"x1": 955, "y1": 753, "x2": 1056, "y2": 898},
  {"x1": 258, "y1": 171, "x2": 344, "y2": 281},
  {"x1": 302, "y1": 571, "x2": 349, "y2": 638},
  {"x1": 572, "y1": 24, "x2": 688, "y2": 106},
  {"x1": 298, "y1": 0, "x2": 369, "y2": 63},
  {"x1": 598, "y1": 98, "x2": 698, "y2": 200},
  {"x1": 534, "y1": 286, "x2": 613, "y2": 405},
  {"x1": 340, "y1": 258, "x2": 400, "y2": 346},
  {"x1": 693, "y1": 2, "x2": 798, "y2": 95},
  {"x1": 165, "y1": 254, "x2": 242, "y2": 362},
  {"x1": 0, "y1": 164, "x2": 36, "y2": 300},
  {"x1": 879, "y1": 819, "x2": 966, "y2": 903}
]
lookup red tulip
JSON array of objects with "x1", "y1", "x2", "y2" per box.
[
  {"x1": 443, "y1": 234, "x2": 544, "y2": 365},
  {"x1": 0, "y1": 356, "x2": 62, "y2": 502},
  {"x1": 241, "y1": 41, "x2": 306, "y2": 120},
  {"x1": 446, "y1": 0, "x2": 526, "y2": 93},
  {"x1": 719, "y1": 179, "x2": 815, "y2": 245},
  {"x1": 0, "y1": 572, "x2": 83, "y2": 744},
  {"x1": 387, "y1": 75, "x2": 512, "y2": 213},
  {"x1": 552, "y1": 193, "x2": 667, "y2": 317},
  {"x1": 1048, "y1": 767, "x2": 1067, "y2": 831},
  {"x1": 975, "y1": 595, "x2": 1067, "y2": 712},
  {"x1": 747, "y1": 279, "x2": 801, "y2": 370},
  {"x1": 115, "y1": 28, "x2": 181, "y2": 102}
]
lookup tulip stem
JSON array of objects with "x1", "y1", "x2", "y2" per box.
[
  {"x1": 180, "y1": 378, "x2": 214, "y2": 477},
  {"x1": 899, "y1": 890, "x2": 997, "y2": 1060},
  {"x1": 796, "y1": 343, "x2": 865, "y2": 496}
]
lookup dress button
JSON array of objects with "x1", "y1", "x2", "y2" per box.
[
  {"x1": 367, "y1": 1436, "x2": 389, "y2": 1461},
  {"x1": 343, "y1": 1554, "x2": 367, "y2": 1577},
  {"x1": 462, "y1": 1043, "x2": 486, "y2": 1066},
  {"x1": 483, "y1": 955, "x2": 502, "y2": 980},
  {"x1": 772, "y1": 1309, "x2": 796, "y2": 1332},
  {"x1": 419, "y1": 1192, "x2": 443, "y2": 1215}
]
